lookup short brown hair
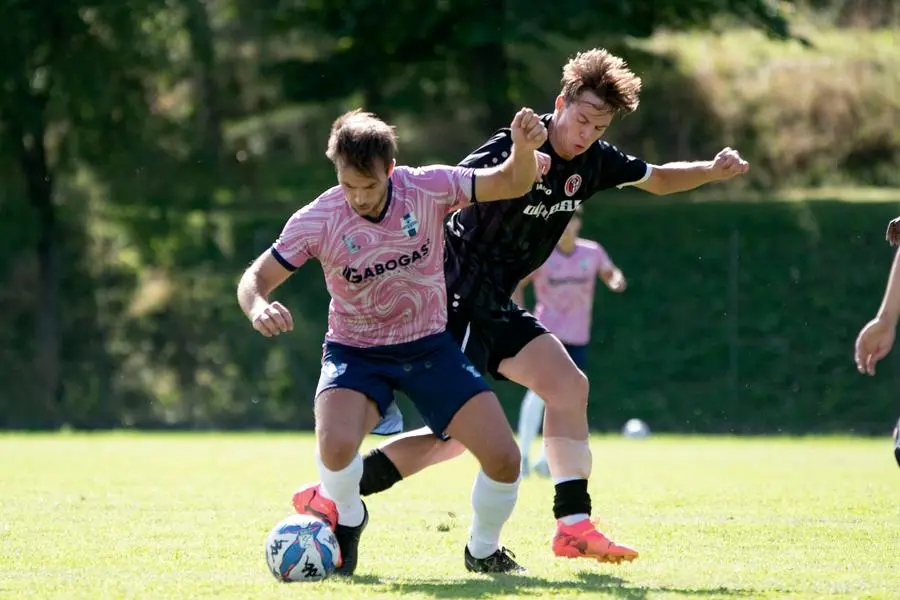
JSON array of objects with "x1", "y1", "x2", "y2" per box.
[
  {"x1": 325, "y1": 109, "x2": 397, "y2": 176},
  {"x1": 560, "y1": 49, "x2": 642, "y2": 114}
]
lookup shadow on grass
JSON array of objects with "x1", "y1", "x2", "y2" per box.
[{"x1": 344, "y1": 571, "x2": 766, "y2": 598}]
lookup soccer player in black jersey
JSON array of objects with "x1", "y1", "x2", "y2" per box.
[
  {"x1": 855, "y1": 216, "x2": 900, "y2": 469},
  {"x1": 295, "y1": 47, "x2": 750, "y2": 564}
]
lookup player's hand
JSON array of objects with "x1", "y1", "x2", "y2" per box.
[
  {"x1": 885, "y1": 217, "x2": 900, "y2": 246},
  {"x1": 710, "y1": 147, "x2": 749, "y2": 181},
  {"x1": 251, "y1": 301, "x2": 294, "y2": 337},
  {"x1": 855, "y1": 315, "x2": 896, "y2": 375},
  {"x1": 534, "y1": 151, "x2": 551, "y2": 181},
  {"x1": 608, "y1": 271, "x2": 627, "y2": 293},
  {"x1": 511, "y1": 108, "x2": 547, "y2": 152}
]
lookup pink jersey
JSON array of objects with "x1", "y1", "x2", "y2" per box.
[
  {"x1": 531, "y1": 238, "x2": 612, "y2": 346},
  {"x1": 272, "y1": 165, "x2": 474, "y2": 347}
]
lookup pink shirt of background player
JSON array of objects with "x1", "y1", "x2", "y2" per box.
[
  {"x1": 272, "y1": 165, "x2": 474, "y2": 348},
  {"x1": 531, "y1": 238, "x2": 612, "y2": 346}
]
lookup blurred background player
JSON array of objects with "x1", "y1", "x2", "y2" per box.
[
  {"x1": 239, "y1": 108, "x2": 550, "y2": 575},
  {"x1": 511, "y1": 205, "x2": 626, "y2": 477},
  {"x1": 854, "y1": 216, "x2": 900, "y2": 468}
]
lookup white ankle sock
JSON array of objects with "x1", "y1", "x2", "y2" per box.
[
  {"x1": 552, "y1": 476, "x2": 581, "y2": 485},
  {"x1": 517, "y1": 390, "x2": 545, "y2": 463},
  {"x1": 559, "y1": 513, "x2": 589, "y2": 526},
  {"x1": 466, "y1": 470, "x2": 520, "y2": 559},
  {"x1": 316, "y1": 452, "x2": 365, "y2": 527}
]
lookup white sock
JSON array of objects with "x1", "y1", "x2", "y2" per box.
[
  {"x1": 517, "y1": 390, "x2": 545, "y2": 464},
  {"x1": 467, "y1": 470, "x2": 520, "y2": 559},
  {"x1": 316, "y1": 452, "x2": 365, "y2": 527},
  {"x1": 559, "y1": 513, "x2": 590, "y2": 525},
  {"x1": 552, "y1": 476, "x2": 581, "y2": 485}
]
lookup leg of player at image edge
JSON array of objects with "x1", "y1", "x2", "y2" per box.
[
  {"x1": 545, "y1": 436, "x2": 639, "y2": 564},
  {"x1": 893, "y1": 416, "x2": 900, "y2": 468},
  {"x1": 292, "y1": 452, "x2": 369, "y2": 576}
]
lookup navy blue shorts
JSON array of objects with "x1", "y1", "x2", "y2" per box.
[
  {"x1": 563, "y1": 343, "x2": 588, "y2": 371},
  {"x1": 315, "y1": 331, "x2": 490, "y2": 437}
]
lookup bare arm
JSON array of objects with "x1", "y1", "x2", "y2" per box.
[
  {"x1": 473, "y1": 108, "x2": 549, "y2": 203},
  {"x1": 855, "y1": 248, "x2": 900, "y2": 375},
  {"x1": 474, "y1": 147, "x2": 547, "y2": 203},
  {"x1": 636, "y1": 161, "x2": 714, "y2": 195},
  {"x1": 237, "y1": 251, "x2": 295, "y2": 336},
  {"x1": 636, "y1": 148, "x2": 749, "y2": 196},
  {"x1": 876, "y1": 248, "x2": 900, "y2": 325}
]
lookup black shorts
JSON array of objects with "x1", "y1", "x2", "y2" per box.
[{"x1": 447, "y1": 301, "x2": 549, "y2": 381}]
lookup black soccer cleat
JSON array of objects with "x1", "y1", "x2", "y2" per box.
[
  {"x1": 464, "y1": 545, "x2": 526, "y2": 574},
  {"x1": 334, "y1": 501, "x2": 368, "y2": 576},
  {"x1": 893, "y1": 417, "x2": 899, "y2": 468}
]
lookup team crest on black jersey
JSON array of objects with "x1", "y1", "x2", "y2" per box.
[
  {"x1": 401, "y1": 212, "x2": 418, "y2": 237},
  {"x1": 564, "y1": 174, "x2": 582, "y2": 197}
]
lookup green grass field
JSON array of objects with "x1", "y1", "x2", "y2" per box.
[{"x1": 1, "y1": 433, "x2": 897, "y2": 599}]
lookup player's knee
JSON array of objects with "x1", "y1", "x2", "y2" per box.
[
  {"x1": 540, "y1": 366, "x2": 589, "y2": 411},
  {"x1": 570, "y1": 368, "x2": 589, "y2": 403},
  {"x1": 317, "y1": 430, "x2": 360, "y2": 470},
  {"x1": 480, "y1": 440, "x2": 521, "y2": 483}
]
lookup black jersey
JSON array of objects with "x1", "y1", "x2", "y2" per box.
[{"x1": 444, "y1": 114, "x2": 650, "y2": 314}]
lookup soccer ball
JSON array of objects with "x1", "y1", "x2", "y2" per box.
[
  {"x1": 622, "y1": 418, "x2": 650, "y2": 439},
  {"x1": 265, "y1": 514, "x2": 341, "y2": 582}
]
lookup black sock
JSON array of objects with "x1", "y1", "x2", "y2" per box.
[
  {"x1": 553, "y1": 479, "x2": 591, "y2": 519},
  {"x1": 358, "y1": 448, "x2": 403, "y2": 497}
]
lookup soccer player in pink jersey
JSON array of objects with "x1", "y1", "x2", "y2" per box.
[
  {"x1": 237, "y1": 108, "x2": 549, "y2": 576},
  {"x1": 511, "y1": 205, "x2": 626, "y2": 477},
  {"x1": 855, "y1": 216, "x2": 900, "y2": 468}
]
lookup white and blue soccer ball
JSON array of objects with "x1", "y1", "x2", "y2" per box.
[
  {"x1": 265, "y1": 514, "x2": 341, "y2": 582},
  {"x1": 622, "y1": 418, "x2": 651, "y2": 439}
]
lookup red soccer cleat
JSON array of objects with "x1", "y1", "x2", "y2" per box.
[
  {"x1": 292, "y1": 483, "x2": 338, "y2": 530},
  {"x1": 552, "y1": 519, "x2": 639, "y2": 564}
]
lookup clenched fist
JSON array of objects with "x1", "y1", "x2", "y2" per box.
[
  {"x1": 511, "y1": 107, "x2": 548, "y2": 152},
  {"x1": 251, "y1": 301, "x2": 294, "y2": 337},
  {"x1": 710, "y1": 147, "x2": 749, "y2": 181}
]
